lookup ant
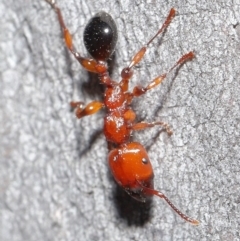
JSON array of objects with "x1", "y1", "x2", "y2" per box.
[{"x1": 45, "y1": 0, "x2": 199, "y2": 225}]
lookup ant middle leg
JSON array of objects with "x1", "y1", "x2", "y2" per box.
[
  {"x1": 70, "y1": 101, "x2": 104, "y2": 119},
  {"x1": 132, "y1": 51, "x2": 194, "y2": 97},
  {"x1": 129, "y1": 51, "x2": 194, "y2": 135}
]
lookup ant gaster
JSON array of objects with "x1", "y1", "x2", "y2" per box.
[{"x1": 45, "y1": 0, "x2": 199, "y2": 225}]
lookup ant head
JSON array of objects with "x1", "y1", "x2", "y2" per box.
[
  {"x1": 109, "y1": 143, "x2": 200, "y2": 225},
  {"x1": 84, "y1": 11, "x2": 118, "y2": 61},
  {"x1": 108, "y1": 142, "x2": 154, "y2": 202}
]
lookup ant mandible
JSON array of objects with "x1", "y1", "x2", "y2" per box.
[{"x1": 45, "y1": 0, "x2": 199, "y2": 225}]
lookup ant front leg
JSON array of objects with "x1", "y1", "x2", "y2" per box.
[
  {"x1": 70, "y1": 101, "x2": 104, "y2": 119},
  {"x1": 44, "y1": 0, "x2": 103, "y2": 73},
  {"x1": 132, "y1": 121, "x2": 173, "y2": 136}
]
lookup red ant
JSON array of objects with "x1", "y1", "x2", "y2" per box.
[{"x1": 45, "y1": 0, "x2": 199, "y2": 225}]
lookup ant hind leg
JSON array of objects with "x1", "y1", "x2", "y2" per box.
[
  {"x1": 45, "y1": 0, "x2": 74, "y2": 51},
  {"x1": 120, "y1": 8, "x2": 176, "y2": 92},
  {"x1": 44, "y1": 0, "x2": 101, "y2": 73}
]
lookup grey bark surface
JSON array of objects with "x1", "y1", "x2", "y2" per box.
[{"x1": 1, "y1": 0, "x2": 240, "y2": 240}]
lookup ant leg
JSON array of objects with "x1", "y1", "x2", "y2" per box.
[
  {"x1": 45, "y1": 0, "x2": 73, "y2": 51},
  {"x1": 120, "y1": 8, "x2": 176, "y2": 91},
  {"x1": 70, "y1": 101, "x2": 104, "y2": 119},
  {"x1": 132, "y1": 52, "x2": 194, "y2": 97},
  {"x1": 132, "y1": 121, "x2": 173, "y2": 136},
  {"x1": 44, "y1": 0, "x2": 102, "y2": 73},
  {"x1": 130, "y1": 52, "x2": 194, "y2": 134}
]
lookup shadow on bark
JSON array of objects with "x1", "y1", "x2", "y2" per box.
[{"x1": 113, "y1": 184, "x2": 153, "y2": 226}]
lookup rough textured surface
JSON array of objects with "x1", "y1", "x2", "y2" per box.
[{"x1": 1, "y1": 0, "x2": 240, "y2": 240}]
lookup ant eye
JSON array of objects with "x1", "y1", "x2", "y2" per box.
[
  {"x1": 142, "y1": 158, "x2": 148, "y2": 164},
  {"x1": 83, "y1": 11, "x2": 118, "y2": 61}
]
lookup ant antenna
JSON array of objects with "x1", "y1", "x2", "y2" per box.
[{"x1": 142, "y1": 185, "x2": 199, "y2": 225}]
